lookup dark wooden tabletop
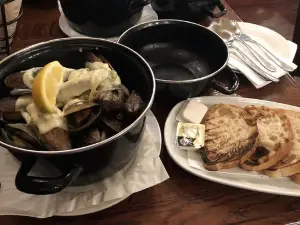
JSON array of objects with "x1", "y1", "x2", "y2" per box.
[{"x1": 2, "y1": 1, "x2": 300, "y2": 225}]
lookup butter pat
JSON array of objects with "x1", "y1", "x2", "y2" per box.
[
  {"x1": 176, "y1": 122, "x2": 205, "y2": 151},
  {"x1": 176, "y1": 99, "x2": 208, "y2": 124}
]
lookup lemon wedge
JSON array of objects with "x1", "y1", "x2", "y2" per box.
[{"x1": 32, "y1": 61, "x2": 64, "y2": 113}]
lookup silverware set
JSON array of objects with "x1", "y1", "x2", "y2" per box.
[{"x1": 212, "y1": 18, "x2": 295, "y2": 82}]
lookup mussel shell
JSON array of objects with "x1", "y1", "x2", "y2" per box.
[
  {"x1": 0, "y1": 95, "x2": 32, "y2": 112},
  {"x1": 10, "y1": 89, "x2": 32, "y2": 96},
  {"x1": 1, "y1": 123, "x2": 43, "y2": 150},
  {"x1": 2, "y1": 111, "x2": 24, "y2": 122},
  {"x1": 85, "y1": 52, "x2": 114, "y2": 70},
  {"x1": 63, "y1": 99, "x2": 97, "y2": 116},
  {"x1": 67, "y1": 105, "x2": 102, "y2": 132},
  {"x1": 0, "y1": 97, "x2": 18, "y2": 112},
  {"x1": 4, "y1": 72, "x2": 28, "y2": 89},
  {"x1": 124, "y1": 91, "x2": 144, "y2": 119},
  {"x1": 100, "y1": 114, "x2": 125, "y2": 133},
  {"x1": 96, "y1": 85, "x2": 130, "y2": 113},
  {"x1": 36, "y1": 127, "x2": 72, "y2": 151}
]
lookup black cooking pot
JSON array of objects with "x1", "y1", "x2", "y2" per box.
[
  {"x1": 0, "y1": 38, "x2": 155, "y2": 195},
  {"x1": 59, "y1": 0, "x2": 151, "y2": 37},
  {"x1": 118, "y1": 20, "x2": 239, "y2": 100},
  {"x1": 151, "y1": 0, "x2": 227, "y2": 21}
]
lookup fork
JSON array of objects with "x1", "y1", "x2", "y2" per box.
[
  {"x1": 227, "y1": 41, "x2": 279, "y2": 82},
  {"x1": 232, "y1": 20, "x2": 295, "y2": 72}
]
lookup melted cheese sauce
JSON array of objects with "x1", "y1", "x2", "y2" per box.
[
  {"x1": 15, "y1": 95, "x2": 33, "y2": 111},
  {"x1": 22, "y1": 68, "x2": 40, "y2": 88},
  {"x1": 26, "y1": 103, "x2": 68, "y2": 134},
  {"x1": 57, "y1": 64, "x2": 121, "y2": 105},
  {"x1": 22, "y1": 67, "x2": 75, "y2": 89},
  {"x1": 19, "y1": 61, "x2": 121, "y2": 134}
]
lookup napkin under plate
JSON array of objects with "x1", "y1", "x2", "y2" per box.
[{"x1": 209, "y1": 21, "x2": 298, "y2": 89}]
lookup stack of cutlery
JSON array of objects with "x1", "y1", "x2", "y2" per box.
[{"x1": 210, "y1": 18, "x2": 298, "y2": 88}]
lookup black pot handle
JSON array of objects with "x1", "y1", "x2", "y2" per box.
[
  {"x1": 15, "y1": 156, "x2": 83, "y2": 195},
  {"x1": 203, "y1": 1, "x2": 227, "y2": 18},
  {"x1": 128, "y1": 0, "x2": 151, "y2": 13},
  {"x1": 211, "y1": 66, "x2": 239, "y2": 94}
]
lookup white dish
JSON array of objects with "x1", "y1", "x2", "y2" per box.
[
  {"x1": 164, "y1": 96, "x2": 300, "y2": 197},
  {"x1": 58, "y1": 110, "x2": 162, "y2": 216}
]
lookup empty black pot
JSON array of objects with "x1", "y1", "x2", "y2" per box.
[
  {"x1": 118, "y1": 20, "x2": 239, "y2": 100},
  {"x1": 59, "y1": 0, "x2": 151, "y2": 37}
]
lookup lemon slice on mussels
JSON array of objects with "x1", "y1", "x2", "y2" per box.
[{"x1": 32, "y1": 61, "x2": 64, "y2": 113}]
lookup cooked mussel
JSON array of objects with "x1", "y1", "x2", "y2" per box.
[
  {"x1": 4, "y1": 68, "x2": 41, "y2": 89},
  {"x1": 124, "y1": 91, "x2": 144, "y2": 119},
  {"x1": 0, "y1": 95, "x2": 32, "y2": 112},
  {"x1": 1, "y1": 122, "x2": 43, "y2": 149},
  {"x1": 85, "y1": 52, "x2": 113, "y2": 70},
  {"x1": 35, "y1": 127, "x2": 72, "y2": 151},
  {"x1": 100, "y1": 114, "x2": 125, "y2": 133},
  {"x1": 0, "y1": 95, "x2": 32, "y2": 122},
  {"x1": 96, "y1": 85, "x2": 129, "y2": 113},
  {"x1": 81, "y1": 127, "x2": 107, "y2": 146},
  {"x1": 63, "y1": 99, "x2": 102, "y2": 132}
]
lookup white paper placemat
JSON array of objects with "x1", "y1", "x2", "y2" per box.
[{"x1": 0, "y1": 111, "x2": 169, "y2": 218}]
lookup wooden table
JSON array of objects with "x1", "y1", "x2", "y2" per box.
[{"x1": 2, "y1": 1, "x2": 300, "y2": 225}]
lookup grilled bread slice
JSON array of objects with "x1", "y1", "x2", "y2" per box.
[
  {"x1": 264, "y1": 110, "x2": 300, "y2": 178},
  {"x1": 291, "y1": 173, "x2": 300, "y2": 184},
  {"x1": 240, "y1": 106, "x2": 293, "y2": 171},
  {"x1": 201, "y1": 104, "x2": 258, "y2": 171}
]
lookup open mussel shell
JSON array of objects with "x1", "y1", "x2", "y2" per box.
[
  {"x1": 85, "y1": 52, "x2": 114, "y2": 70},
  {"x1": 1, "y1": 123, "x2": 43, "y2": 150},
  {"x1": 67, "y1": 105, "x2": 102, "y2": 133},
  {"x1": 63, "y1": 99, "x2": 97, "y2": 116}
]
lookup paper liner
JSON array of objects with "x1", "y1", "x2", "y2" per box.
[{"x1": 0, "y1": 111, "x2": 169, "y2": 218}]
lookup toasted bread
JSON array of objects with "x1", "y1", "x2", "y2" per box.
[
  {"x1": 201, "y1": 104, "x2": 258, "y2": 171},
  {"x1": 264, "y1": 110, "x2": 300, "y2": 178},
  {"x1": 291, "y1": 173, "x2": 300, "y2": 184},
  {"x1": 240, "y1": 106, "x2": 293, "y2": 171}
]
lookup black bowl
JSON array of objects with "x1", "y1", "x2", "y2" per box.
[
  {"x1": 0, "y1": 37, "x2": 155, "y2": 194},
  {"x1": 118, "y1": 19, "x2": 239, "y2": 100},
  {"x1": 59, "y1": 0, "x2": 151, "y2": 37}
]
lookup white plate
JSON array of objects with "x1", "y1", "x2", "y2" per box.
[{"x1": 164, "y1": 96, "x2": 300, "y2": 197}]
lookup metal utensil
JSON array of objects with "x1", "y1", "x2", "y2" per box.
[
  {"x1": 229, "y1": 50, "x2": 269, "y2": 81},
  {"x1": 212, "y1": 24, "x2": 279, "y2": 82},
  {"x1": 219, "y1": 18, "x2": 277, "y2": 72},
  {"x1": 221, "y1": 18, "x2": 295, "y2": 72}
]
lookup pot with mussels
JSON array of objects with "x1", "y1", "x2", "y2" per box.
[{"x1": 0, "y1": 38, "x2": 155, "y2": 195}]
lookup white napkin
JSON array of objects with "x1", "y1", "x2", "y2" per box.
[
  {"x1": 228, "y1": 40, "x2": 298, "y2": 89},
  {"x1": 0, "y1": 112, "x2": 169, "y2": 218},
  {"x1": 209, "y1": 22, "x2": 298, "y2": 89}
]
